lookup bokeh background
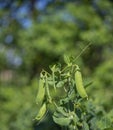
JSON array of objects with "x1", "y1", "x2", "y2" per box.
[{"x1": 0, "y1": 0, "x2": 113, "y2": 130}]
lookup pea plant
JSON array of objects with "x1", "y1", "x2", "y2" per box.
[{"x1": 35, "y1": 56, "x2": 113, "y2": 130}]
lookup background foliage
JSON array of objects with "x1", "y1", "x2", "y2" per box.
[{"x1": 0, "y1": 0, "x2": 113, "y2": 130}]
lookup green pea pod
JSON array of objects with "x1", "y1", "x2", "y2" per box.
[
  {"x1": 75, "y1": 65, "x2": 88, "y2": 99},
  {"x1": 45, "y1": 75, "x2": 52, "y2": 103},
  {"x1": 36, "y1": 78, "x2": 45, "y2": 106},
  {"x1": 35, "y1": 102, "x2": 47, "y2": 121}
]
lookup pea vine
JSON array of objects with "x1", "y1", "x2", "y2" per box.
[{"x1": 35, "y1": 55, "x2": 113, "y2": 130}]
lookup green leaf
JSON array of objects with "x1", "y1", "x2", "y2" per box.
[
  {"x1": 90, "y1": 117, "x2": 98, "y2": 130},
  {"x1": 55, "y1": 106, "x2": 68, "y2": 117},
  {"x1": 56, "y1": 81, "x2": 65, "y2": 88},
  {"x1": 53, "y1": 116, "x2": 71, "y2": 126},
  {"x1": 64, "y1": 55, "x2": 70, "y2": 65},
  {"x1": 60, "y1": 97, "x2": 69, "y2": 105},
  {"x1": 50, "y1": 65, "x2": 56, "y2": 72},
  {"x1": 97, "y1": 116, "x2": 112, "y2": 130},
  {"x1": 83, "y1": 121, "x2": 89, "y2": 130},
  {"x1": 90, "y1": 116, "x2": 113, "y2": 130},
  {"x1": 72, "y1": 112, "x2": 79, "y2": 124},
  {"x1": 84, "y1": 81, "x2": 93, "y2": 88},
  {"x1": 60, "y1": 89, "x2": 76, "y2": 104}
]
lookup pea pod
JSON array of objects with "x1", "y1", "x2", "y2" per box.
[
  {"x1": 45, "y1": 74, "x2": 52, "y2": 103},
  {"x1": 35, "y1": 102, "x2": 47, "y2": 121},
  {"x1": 36, "y1": 77, "x2": 45, "y2": 106},
  {"x1": 74, "y1": 65, "x2": 88, "y2": 99}
]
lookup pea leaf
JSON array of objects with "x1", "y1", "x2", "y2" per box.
[
  {"x1": 97, "y1": 116, "x2": 112, "y2": 129},
  {"x1": 56, "y1": 81, "x2": 65, "y2": 88},
  {"x1": 53, "y1": 116, "x2": 71, "y2": 126},
  {"x1": 64, "y1": 55, "x2": 70, "y2": 65},
  {"x1": 83, "y1": 121, "x2": 89, "y2": 130}
]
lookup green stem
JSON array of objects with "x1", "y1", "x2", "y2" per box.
[{"x1": 52, "y1": 71, "x2": 56, "y2": 92}]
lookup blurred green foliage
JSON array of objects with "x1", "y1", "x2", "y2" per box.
[{"x1": 0, "y1": 0, "x2": 113, "y2": 130}]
